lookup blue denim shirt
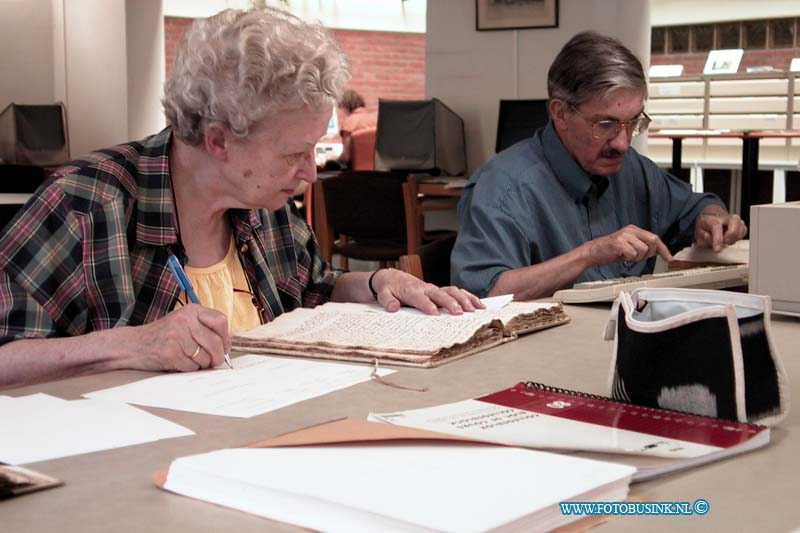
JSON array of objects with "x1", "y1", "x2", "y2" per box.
[{"x1": 451, "y1": 121, "x2": 723, "y2": 297}]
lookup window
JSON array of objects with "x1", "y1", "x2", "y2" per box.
[
  {"x1": 717, "y1": 22, "x2": 741, "y2": 49},
  {"x1": 743, "y1": 20, "x2": 767, "y2": 49},
  {"x1": 692, "y1": 24, "x2": 714, "y2": 53},
  {"x1": 769, "y1": 18, "x2": 795, "y2": 48},
  {"x1": 651, "y1": 18, "x2": 799, "y2": 59},
  {"x1": 668, "y1": 26, "x2": 690, "y2": 54},
  {"x1": 651, "y1": 27, "x2": 666, "y2": 55}
]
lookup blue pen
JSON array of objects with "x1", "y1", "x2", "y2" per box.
[
  {"x1": 167, "y1": 252, "x2": 200, "y2": 304},
  {"x1": 167, "y1": 250, "x2": 234, "y2": 369}
]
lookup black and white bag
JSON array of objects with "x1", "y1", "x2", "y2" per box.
[{"x1": 604, "y1": 288, "x2": 789, "y2": 426}]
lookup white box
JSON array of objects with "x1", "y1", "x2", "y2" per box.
[{"x1": 749, "y1": 201, "x2": 800, "y2": 316}]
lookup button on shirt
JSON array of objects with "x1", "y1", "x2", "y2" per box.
[{"x1": 451, "y1": 121, "x2": 723, "y2": 297}]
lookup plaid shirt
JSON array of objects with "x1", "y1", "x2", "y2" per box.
[{"x1": 0, "y1": 128, "x2": 341, "y2": 344}]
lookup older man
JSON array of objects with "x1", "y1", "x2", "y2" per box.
[
  {"x1": 451, "y1": 31, "x2": 746, "y2": 299},
  {"x1": 0, "y1": 8, "x2": 480, "y2": 388}
]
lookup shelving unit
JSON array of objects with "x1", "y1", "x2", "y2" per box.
[{"x1": 646, "y1": 71, "x2": 800, "y2": 207}]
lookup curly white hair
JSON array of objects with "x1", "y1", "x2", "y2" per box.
[{"x1": 163, "y1": 8, "x2": 351, "y2": 145}]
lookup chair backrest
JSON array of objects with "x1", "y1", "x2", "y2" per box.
[
  {"x1": 398, "y1": 254, "x2": 424, "y2": 280},
  {"x1": 350, "y1": 127, "x2": 376, "y2": 171},
  {"x1": 401, "y1": 174, "x2": 458, "y2": 255},
  {"x1": 320, "y1": 170, "x2": 409, "y2": 242}
]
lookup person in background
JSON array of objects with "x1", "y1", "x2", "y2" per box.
[
  {"x1": 336, "y1": 89, "x2": 377, "y2": 166},
  {"x1": 451, "y1": 31, "x2": 746, "y2": 299},
  {"x1": 0, "y1": 8, "x2": 481, "y2": 389}
]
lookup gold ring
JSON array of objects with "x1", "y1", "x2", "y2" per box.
[{"x1": 189, "y1": 346, "x2": 201, "y2": 360}]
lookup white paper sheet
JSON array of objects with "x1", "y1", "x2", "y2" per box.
[
  {"x1": 164, "y1": 444, "x2": 634, "y2": 533},
  {"x1": 84, "y1": 354, "x2": 394, "y2": 418},
  {"x1": 354, "y1": 294, "x2": 521, "y2": 318},
  {"x1": 0, "y1": 394, "x2": 193, "y2": 465},
  {"x1": 478, "y1": 294, "x2": 514, "y2": 310}
]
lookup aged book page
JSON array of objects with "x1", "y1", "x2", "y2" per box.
[{"x1": 232, "y1": 301, "x2": 569, "y2": 368}]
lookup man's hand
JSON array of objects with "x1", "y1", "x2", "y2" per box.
[
  {"x1": 370, "y1": 268, "x2": 484, "y2": 315},
  {"x1": 125, "y1": 305, "x2": 230, "y2": 372},
  {"x1": 581, "y1": 225, "x2": 673, "y2": 267},
  {"x1": 694, "y1": 210, "x2": 747, "y2": 252}
]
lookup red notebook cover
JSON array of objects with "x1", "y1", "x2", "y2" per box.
[
  {"x1": 479, "y1": 382, "x2": 766, "y2": 449},
  {"x1": 371, "y1": 381, "x2": 770, "y2": 481}
]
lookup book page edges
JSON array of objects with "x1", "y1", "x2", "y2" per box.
[
  {"x1": 230, "y1": 304, "x2": 570, "y2": 367},
  {"x1": 232, "y1": 337, "x2": 506, "y2": 368},
  {"x1": 233, "y1": 320, "x2": 504, "y2": 359}
]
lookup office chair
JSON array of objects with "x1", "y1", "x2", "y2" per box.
[
  {"x1": 350, "y1": 127, "x2": 376, "y2": 171},
  {"x1": 314, "y1": 171, "x2": 456, "y2": 268}
]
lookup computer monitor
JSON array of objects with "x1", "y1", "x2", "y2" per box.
[
  {"x1": 315, "y1": 108, "x2": 343, "y2": 166},
  {"x1": 325, "y1": 107, "x2": 339, "y2": 138},
  {"x1": 0, "y1": 103, "x2": 69, "y2": 166},
  {"x1": 374, "y1": 98, "x2": 466, "y2": 176},
  {"x1": 495, "y1": 99, "x2": 549, "y2": 153}
]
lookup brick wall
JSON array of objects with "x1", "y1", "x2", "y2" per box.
[
  {"x1": 164, "y1": 17, "x2": 193, "y2": 79},
  {"x1": 332, "y1": 29, "x2": 425, "y2": 112},
  {"x1": 163, "y1": 17, "x2": 426, "y2": 112},
  {"x1": 652, "y1": 48, "x2": 799, "y2": 75}
]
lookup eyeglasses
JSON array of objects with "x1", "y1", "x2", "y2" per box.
[{"x1": 569, "y1": 105, "x2": 652, "y2": 141}]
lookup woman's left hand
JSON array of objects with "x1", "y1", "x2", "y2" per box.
[{"x1": 370, "y1": 268, "x2": 484, "y2": 315}]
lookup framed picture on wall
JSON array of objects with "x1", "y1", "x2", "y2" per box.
[{"x1": 476, "y1": 0, "x2": 559, "y2": 31}]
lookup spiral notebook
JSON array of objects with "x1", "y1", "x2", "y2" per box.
[{"x1": 370, "y1": 381, "x2": 770, "y2": 481}]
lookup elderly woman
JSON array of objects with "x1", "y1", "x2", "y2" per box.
[{"x1": 0, "y1": 8, "x2": 480, "y2": 388}]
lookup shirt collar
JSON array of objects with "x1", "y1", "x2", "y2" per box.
[
  {"x1": 230, "y1": 208, "x2": 262, "y2": 244},
  {"x1": 541, "y1": 121, "x2": 610, "y2": 204},
  {"x1": 133, "y1": 127, "x2": 262, "y2": 247},
  {"x1": 133, "y1": 127, "x2": 178, "y2": 246}
]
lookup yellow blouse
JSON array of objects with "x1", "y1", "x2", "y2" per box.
[{"x1": 174, "y1": 239, "x2": 261, "y2": 333}]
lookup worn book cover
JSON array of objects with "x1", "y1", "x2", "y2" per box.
[
  {"x1": 232, "y1": 300, "x2": 570, "y2": 368},
  {"x1": 0, "y1": 464, "x2": 63, "y2": 499}
]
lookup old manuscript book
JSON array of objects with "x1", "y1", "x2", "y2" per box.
[{"x1": 232, "y1": 300, "x2": 570, "y2": 368}]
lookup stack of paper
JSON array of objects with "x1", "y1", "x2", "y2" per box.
[
  {"x1": 162, "y1": 442, "x2": 634, "y2": 532},
  {"x1": 673, "y1": 239, "x2": 749, "y2": 265},
  {"x1": 0, "y1": 394, "x2": 193, "y2": 464}
]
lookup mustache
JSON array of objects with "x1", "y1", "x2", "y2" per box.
[{"x1": 601, "y1": 148, "x2": 624, "y2": 158}]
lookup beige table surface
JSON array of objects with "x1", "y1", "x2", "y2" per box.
[{"x1": 2, "y1": 304, "x2": 798, "y2": 532}]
